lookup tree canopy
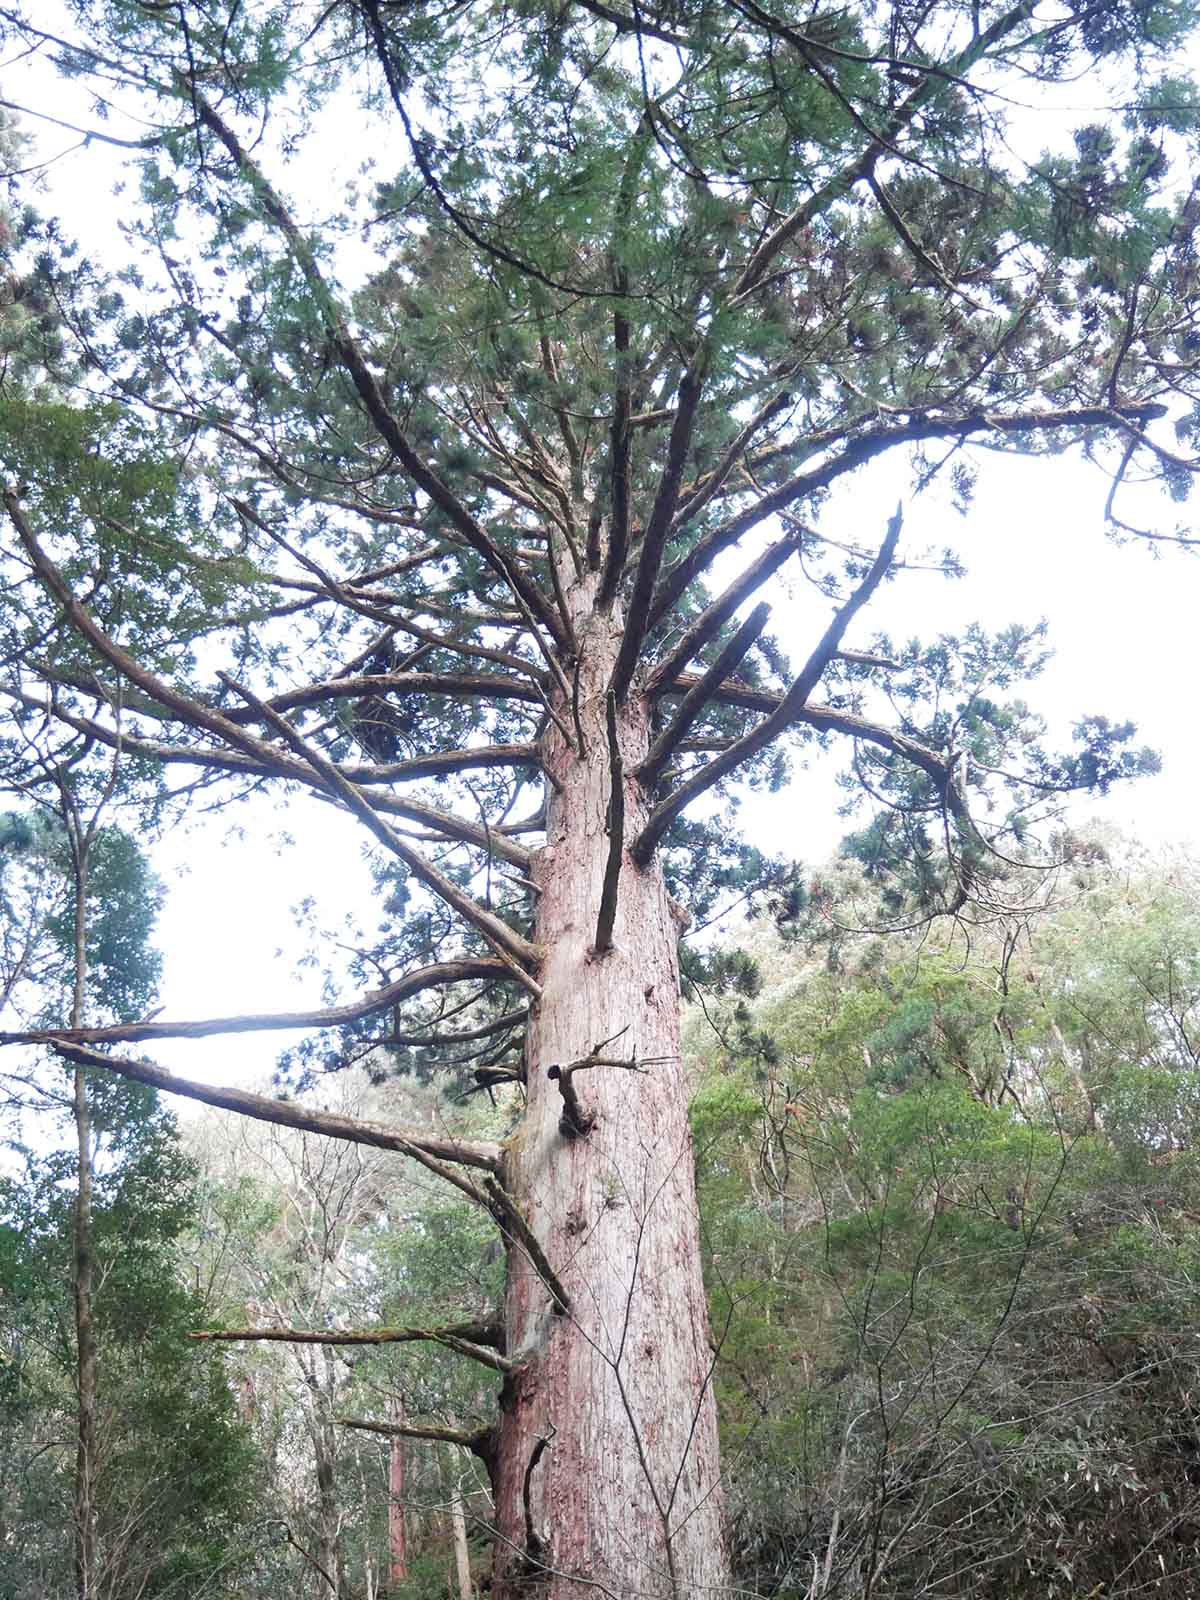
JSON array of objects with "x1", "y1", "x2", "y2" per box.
[{"x1": 0, "y1": 0, "x2": 1198, "y2": 1593}]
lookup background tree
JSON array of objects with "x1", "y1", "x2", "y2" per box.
[
  {"x1": 0, "y1": 1, "x2": 1197, "y2": 1592},
  {"x1": 0, "y1": 804, "x2": 258, "y2": 1598},
  {"x1": 183, "y1": 1067, "x2": 507, "y2": 1597},
  {"x1": 690, "y1": 834, "x2": 1200, "y2": 1597}
]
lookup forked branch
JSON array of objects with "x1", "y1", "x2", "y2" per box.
[
  {"x1": 638, "y1": 601, "x2": 771, "y2": 790},
  {"x1": 633, "y1": 507, "x2": 902, "y2": 864}
]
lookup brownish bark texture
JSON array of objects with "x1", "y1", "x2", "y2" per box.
[{"x1": 491, "y1": 588, "x2": 727, "y2": 1597}]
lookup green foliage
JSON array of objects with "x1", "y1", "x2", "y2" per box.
[
  {"x1": 0, "y1": 1108, "x2": 259, "y2": 1598},
  {"x1": 0, "y1": 809, "x2": 161, "y2": 1027},
  {"x1": 691, "y1": 839, "x2": 1200, "y2": 1596}
]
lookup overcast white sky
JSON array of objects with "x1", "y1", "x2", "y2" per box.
[{"x1": 4, "y1": 17, "x2": 1197, "y2": 1088}]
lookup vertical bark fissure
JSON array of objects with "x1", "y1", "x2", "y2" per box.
[{"x1": 491, "y1": 580, "x2": 728, "y2": 1598}]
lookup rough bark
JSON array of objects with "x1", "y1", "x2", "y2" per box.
[{"x1": 491, "y1": 579, "x2": 728, "y2": 1597}]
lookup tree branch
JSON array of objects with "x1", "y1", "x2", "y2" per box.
[
  {"x1": 660, "y1": 675, "x2": 968, "y2": 818},
  {"x1": 731, "y1": 0, "x2": 1044, "y2": 298},
  {"x1": 219, "y1": 670, "x2": 545, "y2": 722},
  {"x1": 633, "y1": 507, "x2": 903, "y2": 863},
  {"x1": 218, "y1": 674, "x2": 543, "y2": 986},
  {"x1": 647, "y1": 402, "x2": 1167, "y2": 624},
  {"x1": 10, "y1": 696, "x2": 541, "y2": 854},
  {"x1": 5, "y1": 492, "x2": 303, "y2": 774},
  {"x1": 190, "y1": 1320, "x2": 500, "y2": 1346},
  {"x1": 647, "y1": 532, "x2": 798, "y2": 689},
  {"x1": 44, "y1": 1042, "x2": 503, "y2": 1175},
  {"x1": 609, "y1": 359, "x2": 708, "y2": 701},
  {"x1": 193, "y1": 94, "x2": 568, "y2": 653},
  {"x1": 191, "y1": 1323, "x2": 513, "y2": 1374},
  {"x1": 671, "y1": 390, "x2": 794, "y2": 532},
  {"x1": 600, "y1": 302, "x2": 633, "y2": 598},
  {"x1": 638, "y1": 601, "x2": 771, "y2": 790},
  {"x1": 338, "y1": 1417, "x2": 496, "y2": 1462},
  {"x1": 484, "y1": 1177, "x2": 571, "y2": 1316}
]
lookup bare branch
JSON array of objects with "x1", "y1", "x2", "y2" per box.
[
  {"x1": 599, "y1": 303, "x2": 633, "y2": 600},
  {"x1": 484, "y1": 1177, "x2": 571, "y2": 1316},
  {"x1": 639, "y1": 602, "x2": 772, "y2": 791},
  {"x1": 45, "y1": 1042, "x2": 503, "y2": 1175},
  {"x1": 218, "y1": 673, "x2": 543, "y2": 986},
  {"x1": 647, "y1": 534, "x2": 799, "y2": 690},
  {"x1": 192, "y1": 1323, "x2": 513, "y2": 1374},
  {"x1": 0, "y1": 958, "x2": 509, "y2": 1050},
  {"x1": 633, "y1": 507, "x2": 903, "y2": 863},
  {"x1": 609, "y1": 359, "x2": 708, "y2": 701},
  {"x1": 338, "y1": 1417, "x2": 496, "y2": 1462}
]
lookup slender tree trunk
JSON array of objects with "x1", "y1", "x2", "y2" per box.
[
  {"x1": 70, "y1": 860, "x2": 98, "y2": 1600},
  {"x1": 387, "y1": 1400, "x2": 407, "y2": 1591},
  {"x1": 491, "y1": 587, "x2": 729, "y2": 1597},
  {"x1": 313, "y1": 1408, "x2": 348, "y2": 1596},
  {"x1": 451, "y1": 1486, "x2": 473, "y2": 1600},
  {"x1": 73, "y1": 1062, "x2": 98, "y2": 1600}
]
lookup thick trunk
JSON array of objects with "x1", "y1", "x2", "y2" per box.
[{"x1": 491, "y1": 593, "x2": 728, "y2": 1596}]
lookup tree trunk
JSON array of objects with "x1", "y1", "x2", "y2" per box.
[
  {"x1": 451, "y1": 1485, "x2": 473, "y2": 1600},
  {"x1": 387, "y1": 1401, "x2": 407, "y2": 1591},
  {"x1": 70, "y1": 849, "x2": 97, "y2": 1600},
  {"x1": 310, "y1": 1348, "x2": 348, "y2": 1599},
  {"x1": 73, "y1": 1062, "x2": 98, "y2": 1600},
  {"x1": 491, "y1": 591, "x2": 729, "y2": 1596}
]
